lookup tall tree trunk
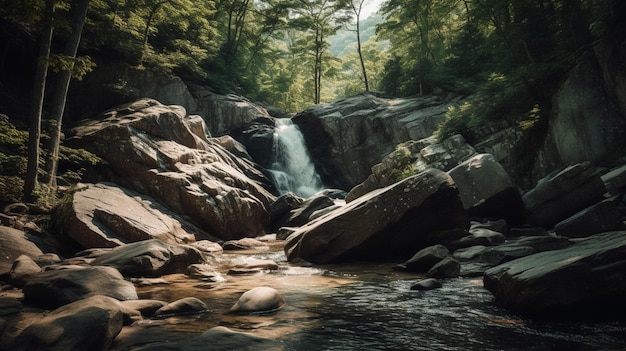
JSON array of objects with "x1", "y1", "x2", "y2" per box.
[
  {"x1": 24, "y1": 0, "x2": 55, "y2": 201},
  {"x1": 354, "y1": 1, "x2": 369, "y2": 92},
  {"x1": 42, "y1": 0, "x2": 90, "y2": 188}
]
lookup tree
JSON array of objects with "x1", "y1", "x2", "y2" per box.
[
  {"x1": 24, "y1": 0, "x2": 56, "y2": 201},
  {"x1": 290, "y1": 0, "x2": 351, "y2": 104},
  {"x1": 42, "y1": 0, "x2": 91, "y2": 188},
  {"x1": 347, "y1": 0, "x2": 370, "y2": 92}
]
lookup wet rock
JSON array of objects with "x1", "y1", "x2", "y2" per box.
[
  {"x1": 23, "y1": 266, "x2": 138, "y2": 309},
  {"x1": 286, "y1": 169, "x2": 469, "y2": 263},
  {"x1": 227, "y1": 258, "x2": 279, "y2": 275},
  {"x1": 483, "y1": 231, "x2": 626, "y2": 317},
  {"x1": 8, "y1": 254, "x2": 41, "y2": 287},
  {"x1": 133, "y1": 326, "x2": 284, "y2": 351},
  {"x1": 7, "y1": 295, "x2": 124, "y2": 351},
  {"x1": 223, "y1": 238, "x2": 269, "y2": 251},
  {"x1": 58, "y1": 182, "x2": 197, "y2": 248},
  {"x1": 522, "y1": 162, "x2": 607, "y2": 228},
  {"x1": 67, "y1": 98, "x2": 276, "y2": 241},
  {"x1": 186, "y1": 264, "x2": 226, "y2": 282},
  {"x1": 453, "y1": 245, "x2": 488, "y2": 261},
  {"x1": 427, "y1": 257, "x2": 461, "y2": 278},
  {"x1": 554, "y1": 199, "x2": 623, "y2": 238},
  {"x1": 91, "y1": 239, "x2": 204, "y2": 277},
  {"x1": 0, "y1": 226, "x2": 44, "y2": 275},
  {"x1": 154, "y1": 297, "x2": 208, "y2": 317},
  {"x1": 229, "y1": 117, "x2": 276, "y2": 168},
  {"x1": 276, "y1": 227, "x2": 297, "y2": 240},
  {"x1": 448, "y1": 153, "x2": 524, "y2": 223},
  {"x1": 120, "y1": 299, "x2": 168, "y2": 318},
  {"x1": 229, "y1": 287, "x2": 285, "y2": 314},
  {"x1": 400, "y1": 245, "x2": 450, "y2": 273},
  {"x1": 470, "y1": 219, "x2": 508, "y2": 235},
  {"x1": 410, "y1": 278, "x2": 442, "y2": 291},
  {"x1": 479, "y1": 246, "x2": 536, "y2": 266}
]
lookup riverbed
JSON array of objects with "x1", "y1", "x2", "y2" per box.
[{"x1": 111, "y1": 242, "x2": 626, "y2": 350}]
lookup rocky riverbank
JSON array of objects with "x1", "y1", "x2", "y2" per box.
[{"x1": 2, "y1": 90, "x2": 626, "y2": 349}]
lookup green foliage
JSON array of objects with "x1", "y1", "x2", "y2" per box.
[
  {"x1": 381, "y1": 143, "x2": 419, "y2": 184},
  {"x1": 519, "y1": 104, "x2": 541, "y2": 131}
]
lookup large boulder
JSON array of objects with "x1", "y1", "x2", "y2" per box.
[
  {"x1": 229, "y1": 117, "x2": 277, "y2": 168},
  {"x1": 23, "y1": 266, "x2": 138, "y2": 309},
  {"x1": 448, "y1": 153, "x2": 524, "y2": 223},
  {"x1": 0, "y1": 226, "x2": 44, "y2": 275},
  {"x1": 483, "y1": 231, "x2": 626, "y2": 317},
  {"x1": 229, "y1": 287, "x2": 285, "y2": 314},
  {"x1": 67, "y1": 99, "x2": 276, "y2": 240},
  {"x1": 91, "y1": 239, "x2": 205, "y2": 277},
  {"x1": 293, "y1": 94, "x2": 464, "y2": 189},
  {"x1": 522, "y1": 162, "x2": 607, "y2": 228},
  {"x1": 285, "y1": 168, "x2": 469, "y2": 263},
  {"x1": 554, "y1": 199, "x2": 623, "y2": 238},
  {"x1": 59, "y1": 183, "x2": 198, "y2": 248},
  {"x1": 7, "y1": 295, "x2": 125, "y2": 351}
]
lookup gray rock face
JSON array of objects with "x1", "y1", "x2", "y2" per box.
[
  {"x1": 293, "y1": 94, "x2": 464, "y2": 189},
  {"x1": 60, "y1": 183, "x2": 198, "y2": 248},
  {"x1": 522, "y1": 162, "x2": 607, "y2": 228},
  {"x1": 7, "y1": 295, "x2": 125, "y2": 351},
  {"x1": 448, "y1": 153, "x2": 524, "y2": 223},
  {"x1": 402, "y1": 245, "x2": 450, "y2": 272},
  {"x1": 23, "y1": 266, "x2": 138, "y2": 309},
  {"x1": 483, "y1": 231, "x2": 626, "y2": 317},
  {"x1": 68, "y1": 99, "x2": 276, "y2": 240},
  {"x1": 91, "y1": 239, "x2": 205, "y2": 277},
  {"x1": 285, "y1": 168, "x2": 469, "y2": 263}
]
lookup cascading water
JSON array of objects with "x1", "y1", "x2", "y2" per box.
[{"x1": 269, "y1": 118, "x2": 324, "y2": 198}]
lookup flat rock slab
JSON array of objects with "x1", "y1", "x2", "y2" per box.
[
  {"x1": 483, "y1": 231, "x2": 626, "y2": 317},
  {"x1": 0, "y1": 226, "x2": 44, "y2": 275}
]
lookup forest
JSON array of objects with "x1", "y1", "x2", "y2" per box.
[{"x1": 0, "y1": 0, "x2": 624, "y2": 204}]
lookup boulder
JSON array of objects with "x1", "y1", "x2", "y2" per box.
[
  {"x1": 0, "y1": 226, "x2": 44, "y2": 275},
  {"x1": 427, "y1": 257, "x2": 461, "y2": 278},
  {"x1": 229, "y1": 287, "x2": 285, "y2": 314},
  {"x1": 91, "y1": 239, "x2": 205, "y2": 277},
  {"x1": 8, "y1": 254, "x2": 41, "y2": 287},
  {"x1": 186, "y1": 264, "x2": 226, "y2": 282},
  {"x1": 120, "y1": 299, "x2": 168, "y2": 318},
  {"x1": 448, "y1": 153, "x2": 524, "y2": 223},
  {"x1": 227, "y1": 258, "x2": 279, "y2": 275},
  {"x1": 410, "y1": 278, "x2": 442, "y2": 291},
  {"x1": 67, "y1": 99, "x2": 276, "y2": 240},
  {"x1": 285, "y1": 168, "x2": 469, "y2": 263},
  {"x1": 23, "y1": 266, "x2": 138, "y2": 309},
  {"x1": 269, "y1": 192, "x2": 305, "y2": 224},
  {"x1": 554, "y1": 199, "x2": 623, "y2": 238},
  {"x1": 419, "y1": 134, "x2": 477, "y2": 172},
  {"x1": 274, "y1": 194, "x2": 335, "y2": 229},
  {"x1": 522, "y1": 162, "x2": 607, "y2": 228},
  {"x1": 0, "y1": 297, "x2": 22, "y2": 316},
  {"x1": 154, "y1": 297, "x2": 208, "y2": 317},
  {"x1": 484, "y1": 231, "x2": 626, "y2": 317},
  {"x1": 7, "y1": 295, "x2": 124, "y2": 351},
  {"x1": 601, "y1": 163, "x2": 626, "y2": 195},
  {"x1": 223, "y1": 238, "x2": 269, "y2": 251},
  {"x1": 468, "y1": 227, "x2": 506, "y2": 245},
  {"x1": 401, "y1": 245, "x2": 450, "y2": 273},
  {"x1": 59, "y1": 183, "x2": 197, "y2": 248},
  {"x1": 132, "y1": 326, "x2": 284, "y2": 351}
]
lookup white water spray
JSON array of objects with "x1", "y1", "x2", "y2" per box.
[{"x1": 269, "y1": 119, "x2": 324, "y2": 198}]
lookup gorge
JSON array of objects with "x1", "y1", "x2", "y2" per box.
[{"x1": 2, "y1": 13, "x2": 626, "y2": 351}]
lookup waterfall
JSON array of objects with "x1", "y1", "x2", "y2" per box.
[{"x1": 269, "y1": 118, "x2": 324, "y2": 198}]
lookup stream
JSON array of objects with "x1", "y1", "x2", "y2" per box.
[{"x1": 111, "y1": 242, "x2": 626, "y2": 350}]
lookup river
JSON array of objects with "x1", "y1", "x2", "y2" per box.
[{"x1": 114, "y1": 242, "x2": 626, "y2": 350}]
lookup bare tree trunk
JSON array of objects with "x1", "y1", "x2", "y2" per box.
[
  {"x1": 24, "y1": 0, "x2": 55, "y2": 201},
  {"x1": 351, "y1": 0, "x2": 369, "y2": 92},
  {"x1": 42, "y1": 0, "x2": 90, "y2": 188}
]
